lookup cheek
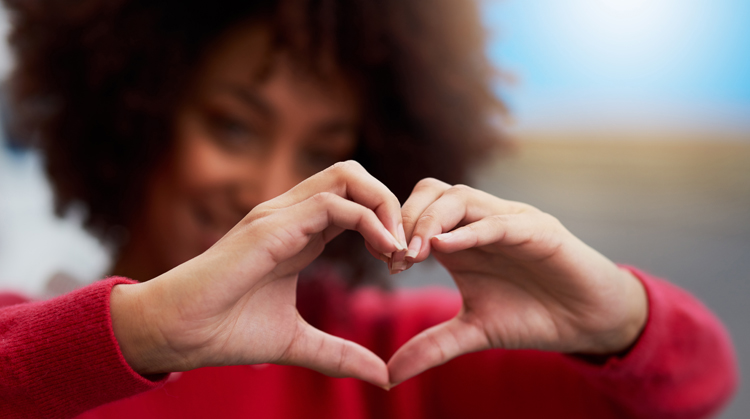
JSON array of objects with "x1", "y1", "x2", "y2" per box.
[
  {"x1": 140, "y1": 135, "x2": 248, "y2": 264},
  {"x1": 172, "y1": 116, "x2": 256, "y2": 196},
  {"x1": 175, "y1": 138, "x2": 233, "y2": 193}
]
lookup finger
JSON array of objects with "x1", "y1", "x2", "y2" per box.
[
  {"x1": 218, "y1": 193, "x2": 404, "y2": 299},
  {"x1": 401, "y1": 178, "x2": 451, "y2": 238},
  {"x1": 281, "y1": 315, "x2": 390, "y2": 388},
  {"x1": 289, "y1": 192, "x2": 402, "y2": 255},
  {"x1": 362, "y1": 241, "x2": 413, "y2": 274},
  {"x1": 408, "y1": 186, "x2": 525, "y2": 262},
  {"x1": 266, "y1": 161, "x2": 406, "y2": 249},
  {"x1": 387, "y1": 315, "x2": 490, "y2": 386},
  {"x1": 404, "y1": 186, "x2": 476, "y2": 263},
  {"x1": 401, "y1": 178, "x2": 451, "y2": 261},
  {"x1": 431, "y1": 212, "x2": 555, "y2": 255},
  {"x1": 365, "y1": 240, "x2": 391, "y2": 264}
]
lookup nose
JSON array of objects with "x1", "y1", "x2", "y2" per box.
[
  {"x1": 259, "y1": 147, "x2": 301, "y2": 203},
  {"x1": 235, "y1": 143, "x2": 302, "y2": 212}
]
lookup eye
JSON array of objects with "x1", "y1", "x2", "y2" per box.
[
  {"x1": 217, "y1": 117, "x2": 247, "y2": 137},
  {"x1": 206, "y1": 112, "x2": 261, "y2": 151}
]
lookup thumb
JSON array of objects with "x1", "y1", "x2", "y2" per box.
[
  {"x1": 387, "y1": 314, "x2": 490, "y2": 386},
  {"x1": 279, "y1": 313, "x2": 390, "y2": 389}
]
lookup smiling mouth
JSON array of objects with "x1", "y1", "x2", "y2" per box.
[
  {"x1": 193, "y1": 205, "x2": 215, "y2": 228},
  {"x1": 192, "y1": 203, "x2": 244, "y2": 238},
  {"x1": 191, "y1": 206, "x2": 228, "y2": 251}
]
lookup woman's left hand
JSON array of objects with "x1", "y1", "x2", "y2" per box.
[{"x1": 386, "y1": 178, "x2": 648, "y2": 386}]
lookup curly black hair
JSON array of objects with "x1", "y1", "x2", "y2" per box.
[{"x1": 2, "y1": 0, "x2": 508, "y2": 281}]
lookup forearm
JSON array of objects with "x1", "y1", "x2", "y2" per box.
[{"x1": 0, "y1": 278, "x2": 165, "y2": 418}]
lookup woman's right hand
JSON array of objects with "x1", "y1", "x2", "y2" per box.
[{"x1": 109, "y1": 161, "x2": 405, "y2": 388}]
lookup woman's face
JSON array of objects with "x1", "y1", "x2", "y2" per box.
[{"x1": 126, "y1": 24, "x2": 360, "y2": 276}]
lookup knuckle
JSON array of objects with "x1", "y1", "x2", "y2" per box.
[
  {"x1": 400, "y1": 211, "x2": 419, "y2": 227},
  {"x1": 414, "y1": 177, "x2": 448, "y2": 192},
  {"x1": 310, "y1": 191, "x2": 336, "y2": 205},
  {"x1": 441, "y1": 184, "x2": 475, "y2": 203},
  {"x1": 246, "y1": 204, "x2": 273, "y2": 222},
  {"x1": 514, "y1": 201, "x2": 540, "y2": 213},
  {"x1": 450, "y1": 184, "x2": 474, "y2": 195},
  {"x1": 252, "y1": 201, "x2": 272, "y2": 213},
  {"x1": 344, "y1": 159, "x2": 364, "y2": 170},
  {"x1": 337, "y1": 342, "x2": 350, "y2": 373},
  {"x1": 415, "y1": 212, "x2": 439, "y2": 229},
  {"x1": 325, "y1": 161, "x2": 367, "y2": 189},
  {"x1": 539, "y1": 212, "x2": 563, "y2": 229},
  {"x1": 329, "y1": 160, "x2": 362, "y2": 175},
  {"x1": 483, "y1": 214, "x2": 509, "y2": 230},
  {"x1": 327, "y1": 161, "x2": 349, "y2": 178}
]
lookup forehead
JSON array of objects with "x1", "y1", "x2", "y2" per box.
[
  {"x1": 198, "y1": 23, "x2": 272, "y2": 87},
  {"x1": 194, "y1": 22, "x2": 358, "y2": 110}
]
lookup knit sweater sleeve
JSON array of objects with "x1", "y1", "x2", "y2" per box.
[
  {"x1": 355, "y1": 267, "x2": 738, "y2": 418},
  {"x1": 562, "y1": 267, "x2": 739, "y2": 418},
  {"x1": 0, "y1": 277, "x2": 167, "y2": 419}
]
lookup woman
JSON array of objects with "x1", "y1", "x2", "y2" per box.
[{"x1": 0, "y1": 0, "x2": 737, "y2": 417}]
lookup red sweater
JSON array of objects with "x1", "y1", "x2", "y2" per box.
[{"x1": 0, "y1": 268, "x2": 738, "y2": 419}]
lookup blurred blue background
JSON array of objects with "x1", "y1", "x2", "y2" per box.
[{"x1": 483, "y1": 0, "x2": 750, "y2": 134}]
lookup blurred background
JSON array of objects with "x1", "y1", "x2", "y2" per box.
[{"x1": 0, "y1": 0, "x2": 748, "y2": 417}]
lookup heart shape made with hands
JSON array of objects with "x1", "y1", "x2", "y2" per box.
[
  {"x1": 148, "y1": 165, "x2": 644, "y2": 393},
  {"x1": 291, "y1": 179, "x2": 645, "y2": 390},
  {"x1": 340, "y1": 230, "x2": 492, "y2": 389},
  {"x1": 294, "y1": 236, "x2": 460, "y2": 391},
  {"x1": 116, "y1": 163, "x2": 643, "y2": 392}
]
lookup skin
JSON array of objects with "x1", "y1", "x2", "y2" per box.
[
  {"x1": 110, "y1": 23, "x2": 648, "y2": 389},
  {"x1": 111, "y1": 25, "x2": 361, "y2": 282},
  {"x1": 388, "y1": 179, "x2": 647, "y2": 385}
]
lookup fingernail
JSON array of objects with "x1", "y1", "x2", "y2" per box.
[
  {"x1": 390, "y1": 259, "x2": 408, "y2": 272},
  {"x1": 433, "y1": 232, "x2": 453, "y2": 241},
  {"x1": 397, "y1": 223, "x2": 408, "y2": 249},
  {"x1": 384, "y1": 226, "x2": 406, "y2": 251},
  {"x1": 382, "y1": 252, "x2": 392, "y2": 259},
  {"x1": 391, "y1": 234, "x2": 406, "y2": 251},
  {"x1": 389, "y1": 247, "x2": 407, "y2": 272},
  {"x1": 405, "y1": 236, "x2": 422, "y2": 260},
  {"x1": 379, "y1": 384, "x2": 392, "y2": 391},
  {"x1": 378, "y1": 254, "x2": 390, "y2": 263}
]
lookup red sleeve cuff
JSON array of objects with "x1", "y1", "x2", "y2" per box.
[
  {"x1": 0, "y1": 277, "x2": 167, "y2": 418},
  {"x1": 564, "y1": 266, "x2": 738, "y2": 418}
]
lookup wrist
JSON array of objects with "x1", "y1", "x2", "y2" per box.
[
  {"x1": 110, "y1": 282, "x2": 184, "y2": 375},
  {"x1": 615, "y1": 268, "x2": 648, "y2": 351},
  {"x1": 588, "y1": 267, "x2": 649, "y2": 356}
]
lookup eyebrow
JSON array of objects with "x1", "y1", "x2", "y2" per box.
[
  {"x1": 214, "y1": 84, "x2": 275, "y2": 120},
  {"x1": 212, "y1": 83, "x2": 358, "y2": 136}
]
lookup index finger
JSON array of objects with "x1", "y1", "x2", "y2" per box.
[
  {"x1": 263, "y1": 161, "x2": 407, "y2": 249},
  {"x1": 400, "y1": 178, "x2": 451, "y2": 262}
]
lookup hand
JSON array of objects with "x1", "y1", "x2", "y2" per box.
[
  {"x1": 110, "y1": 161, "x2": 406, "y2": 388},
  {"x1": 387, "y1": 178, "x2": 648, "y2": 385}
]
